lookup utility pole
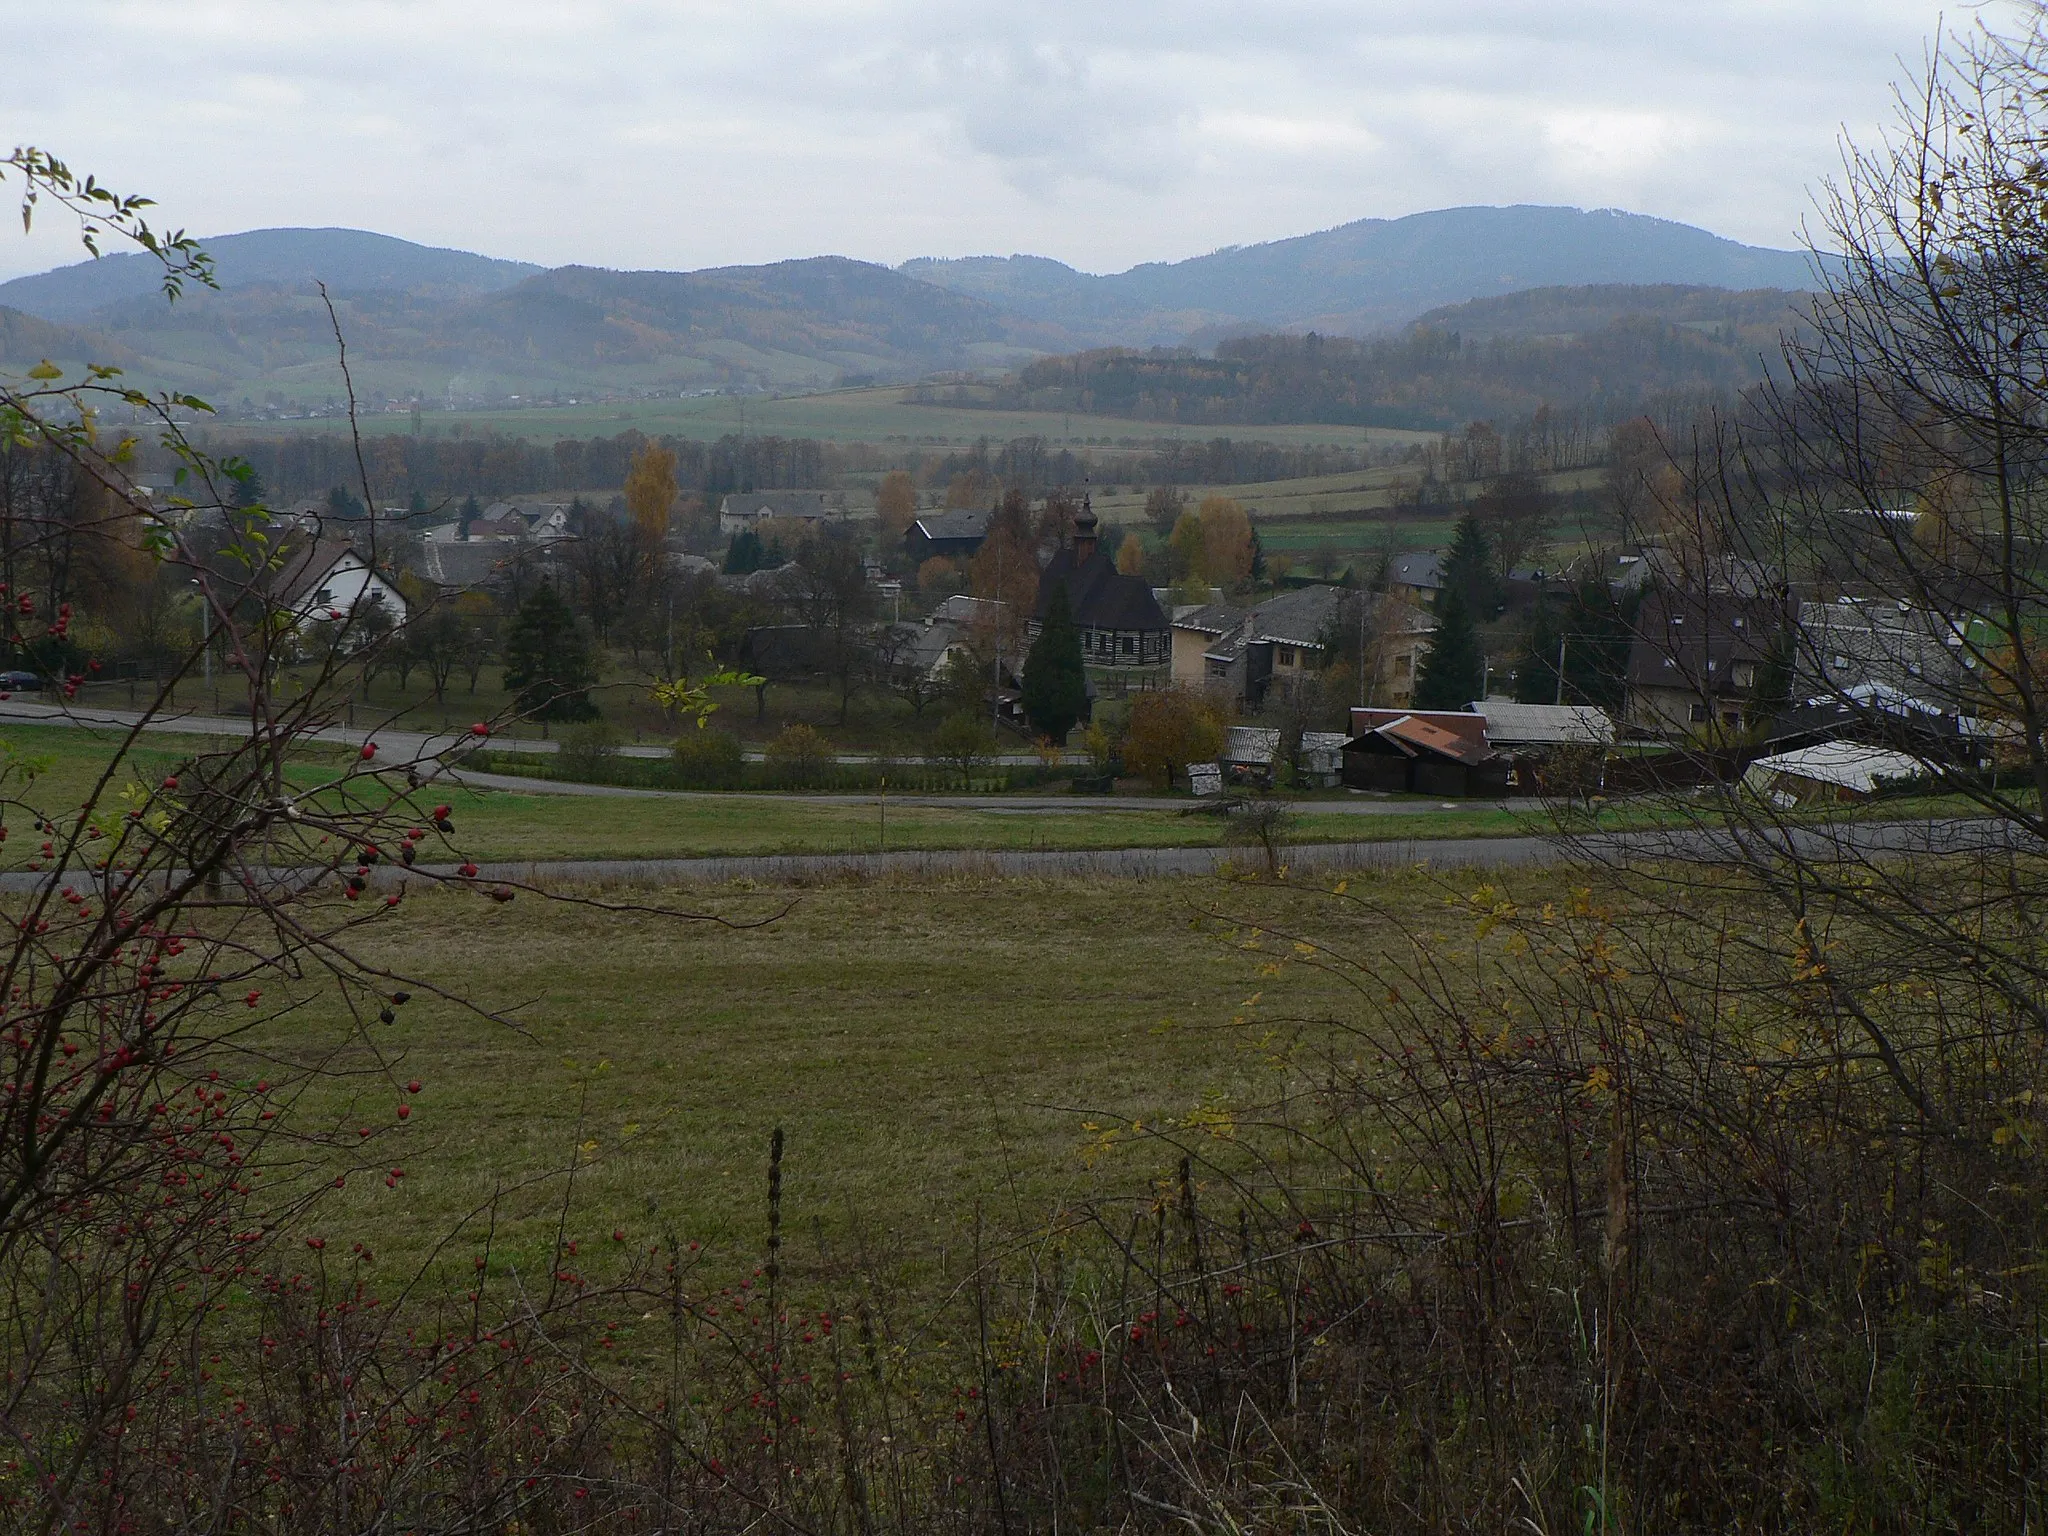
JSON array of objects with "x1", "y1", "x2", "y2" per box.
[
  {"x1": 1555, "y1": 634, "x2": 1568, "y2": 707},
  {"x1": 992, "y1": 539, "x2": 1005, "y2": 729},
  {"x1": 1357, "y1": 594, "x2": 1367, "y2": 708}
]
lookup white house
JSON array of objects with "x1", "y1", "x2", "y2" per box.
[{"x1": 278, "y1": 541, "x2": 409, "y2": 635}]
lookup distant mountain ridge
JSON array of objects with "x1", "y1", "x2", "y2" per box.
[
  {"x1": 0, "y1": 207, "x2": 1825, "y2": 411},
  {"x1": 0, "y1": 228, "x2": 543, "y2": 323},
  {"x1": 901, "y1": 206, "x2": 1823, "y2": 344}
]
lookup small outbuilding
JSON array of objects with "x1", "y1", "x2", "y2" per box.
[
  {"x1": 1742, "y1": 741, "x2": 1930, "y2": 804},
  {"x1": 1298, "y1": 731, "x2": 1350, "y2": 788},
  {"x1": 1220, "y1": 727, "x2": 1283, "y2": 788},
  {"x1": 1341, "y1": 708, "x2": 1507, "y2": 797}
]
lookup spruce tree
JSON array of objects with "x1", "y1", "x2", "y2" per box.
[
  {"x1": 1021, "y1": 582, "x2": 1089, "y2": 744},
  {"x1": 723, "y1": 530, "x2": 763, "y2": 574},
  {"x1": 1438, "y1": 513, "x2": 1497, "y2": 617},
  {"x1": 502, "y1": 583, "x2": 598, "y2": 722},
  {"x1": 1413, "y1": 588, "x2": 1486, "y2": 710}
]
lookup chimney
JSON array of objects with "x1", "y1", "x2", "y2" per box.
[{"x1": 1072, "y1": 492, "x2": 1099, "y2": 564}]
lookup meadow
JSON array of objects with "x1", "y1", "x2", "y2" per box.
[
  {"x1": 264, "y1": 872, "x2": 1384, "y2": 1279},
  {"x1": 222, "y1": 385, "x2": 1437, "y2": 454}
]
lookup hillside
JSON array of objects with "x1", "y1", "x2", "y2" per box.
[
  {"x1": 0, "y1": 228, "x2": 542, "y2": 322},
  {"x1": 901, "y1": 206, "x2": 1822, "y2": 343},
  {"x1": 0, "y1": 305, "x2": 134, "y2": 371},
  {"x1": 5, "y1": 255, "x2": 1036, "y2": 404},
  {"x1": 931, "y1": 284, "x2": 1803, "y2": 431},
  {"x1": 0, "y1": 211, "x2": 1827, "y2": 412}
]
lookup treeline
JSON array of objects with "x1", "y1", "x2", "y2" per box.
[
  {"x1": 938, "y1": 321, "x2": 1777, "y2": 433},
  {"x1": 919, "y1": 433, "x2": 1386, "y2": 492},
  {"x1": 179, "y1": 426, "x2": 1396, "y2": 505},
  {"x1": 181, "y1": 429, "x2": 833, "y2": 505}
]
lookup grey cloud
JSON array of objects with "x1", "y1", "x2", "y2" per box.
[{"x1": 0, "y1": 0, "x2": 1983, "y2": 283}]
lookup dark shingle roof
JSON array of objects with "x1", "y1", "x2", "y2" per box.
[
  {"x1": 911, "y1": 508, "x2": 992, "y2": 541},
  {"x1": 1388, "y1": 552, "x2": 1441, "y2": 589},
  {"x1": 1035, "y1": 547, "x2": 1168, "y2": 633}
]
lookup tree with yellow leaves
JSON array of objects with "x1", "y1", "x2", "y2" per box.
[
  {"x1": 875, "y1": 470, "x2": 917, "y2": 539},
  {"x1": 622, "y1": 443, "x2": 678, "y2": 546},
  {"x1": 1198, "y1": 495, "x2": 1255, "y2": 590},
  {"x1": 1116, "y1": 530, "x2": 1146, "y2": 577}
]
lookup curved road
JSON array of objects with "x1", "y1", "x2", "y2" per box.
[{"x1": 0, "y1": 699, "x2": 1507, "y2": 816}]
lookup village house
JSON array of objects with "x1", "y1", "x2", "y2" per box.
[
  {"x1": 1027, "y1": 500, "x2": 1170, "y2": 679},
  {"x1": 1386, "y1": 551, "x2": 1442, "y2": 608},
  {"x1": 1169, "y1": 585, "x2": 1346, "y2": 707},
  {"x1": 273, "y1": 538, "x2": 410, "y2": 637},
  {"x1": 718, "y1": 491, "x2": 844, "y2": 536},
  {"x1": 904, "y1": 508, "x2": 991, "y2": 566},
  {"x1": 1624, "y1": 589, "x2": 1793, "y2": 737},
  {"x1": 1792, "y1": 597, "x2": 1978, "y2": 716}
]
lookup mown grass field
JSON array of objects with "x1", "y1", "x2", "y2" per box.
[{"x1": 258, "y1": 871, "x2": 1403, "y2": 1281}]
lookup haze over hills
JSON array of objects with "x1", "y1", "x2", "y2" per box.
[
  {"x1": 0, "y1": 206, "x2": 1825, "y2": 417},
  {"x1": 902, "y1": 206, "x2": 1823, "y2": 344}
]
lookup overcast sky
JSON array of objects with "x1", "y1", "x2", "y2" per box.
[{"x1": 0, "y1": 0, "x2": 1981, "y2": 284}]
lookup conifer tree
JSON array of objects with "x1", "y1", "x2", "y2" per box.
[
  {"x1": 503, "y1": 583, "x2": 598, "y2": 721},
  {"x1": 1438, "y1": 513, "x2": 1496, "y2": 616},
  {"x1": 1021, "y1": 583, "x2": 1088, "y2": 743},
  {"x1": 1413, "y1": 588, "x2": 1485, "y2": 709}
]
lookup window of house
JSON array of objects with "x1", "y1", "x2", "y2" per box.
[
  {"x1": 1278, "y1": 646, "x2": 1296, "y2": 666},
  {"x1": 1120, "y1": 634, "x2": 1133, "y2": 655},
  {"x1": 313, "y1": 589, "x2": 333, "y2": 605},
  {"x1": 1722, "y1": 710, "x2": 1742, "y2": 727},
  {"x1": 1689, "y1": 703, "x2": 1709, "y2": 723}
]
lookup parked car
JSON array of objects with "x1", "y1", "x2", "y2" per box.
[{"x1": 0, "y1": 671, "x2": 44, "y2": 692}]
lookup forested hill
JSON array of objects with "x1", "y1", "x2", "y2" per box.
[
  {"x1": 902, "y1": 205, "x2": 1821, "y2": 342},
  {"x1": 0, "y1": 227, "x2": 542, "y2": 322},
  {"x1": 919, "y1": 284, "x2": 1809, "y2": 431}
]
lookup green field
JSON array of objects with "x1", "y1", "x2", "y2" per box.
[
  {"x1": 219, "y1": 385, "x2": 1439, "y2": 454},
  {"x1": 265, "y1": 870, "x2": 1393, "y2": 1277}
]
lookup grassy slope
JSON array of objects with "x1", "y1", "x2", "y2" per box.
[{"x1": 265, "y1": 873, "x2": 1391, "y2": 1277}]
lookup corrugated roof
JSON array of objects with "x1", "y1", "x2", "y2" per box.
[
  {"x1": 1377, "y1": 714, "x2": 1491, "y2": 765},
  {"x1": 1744, "y1": 741, "x2": 1929, "y2": 794},
  {"x1": 1222, "y1": 727, "x2": 1282, "y2": 765},
  {"x1": 1348, "y1": 707, "x2": 1490, "y2": 756},
  {"x1": 1472, "y1": 700, "x2": 1616, "y2": 746}
]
